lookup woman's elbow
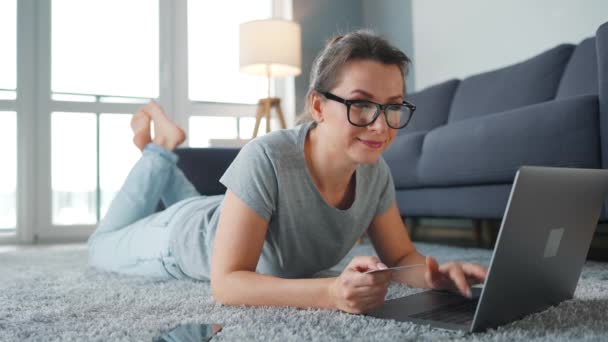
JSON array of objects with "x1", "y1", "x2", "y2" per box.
[
  {"x1": 210, "y1": 274, "x2": 239, "y2": 305},
  {"x1": 210, "y1": 276, "x2": 228, "y2": 304}
]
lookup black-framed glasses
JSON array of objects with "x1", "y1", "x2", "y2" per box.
[{"x1": 320, "y1": 91, "x2": 416, "y2": 129}]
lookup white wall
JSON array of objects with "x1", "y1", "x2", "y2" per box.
[
  {"x1": 362, "y1": 0, "x2": 415, "y2": 91},
  {"x1": 293, "y1": 0, "x2": 363, "y2": 114},
  {"x1": 412, "y1": 0, "x2": 608, "y2": 91}
]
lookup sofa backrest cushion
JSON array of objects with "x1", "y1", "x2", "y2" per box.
[
  {"x1": 399, "y1": 79, "x2": 460, "y2": 135},
  {"x1": 447, "y1": 44, "x2": 575, "y2": 123},
  {"x1": 556, "y1": 37, "x2": 598, "y2": 99}
]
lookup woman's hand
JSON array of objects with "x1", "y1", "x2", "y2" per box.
[
  {"x1": 424, "y1": 256, "x2": 487, "y2": 298},
  {"x1": 328, "y1": 256, "x2": 392, "y2": 314}
]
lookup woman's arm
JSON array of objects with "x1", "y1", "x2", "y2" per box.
[
  {"x1": 211, "y1": 190, "x2": 391, "y2": 313},
  {"x1": 367, "y1": 201, "x2": 487, "y2": 297}
]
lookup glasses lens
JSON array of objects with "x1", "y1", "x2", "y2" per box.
[
  {"x1": 386, "y1": 105, "x2": 412, "y2": 129},
  {"x1": 349, "y1": 101, "x2": 377, "y2": 126}
]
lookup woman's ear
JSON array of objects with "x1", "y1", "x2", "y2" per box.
[{"x1": 310, "y1": 92, "x2": 324, "y2": 123}]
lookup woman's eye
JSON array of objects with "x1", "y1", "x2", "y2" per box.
[{"x1": 352, "y1": 102, "x2": 374, "y2": 109}]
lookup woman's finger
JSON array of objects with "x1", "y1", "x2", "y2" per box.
[
  {"x1": 354, "y1": 285, "x2": 388, "y2": 298},
  {"x1": 348, "y1": 256, "x2": 386, "y2": 273},
  {"x1": 461, "y1": 263, "x2": 488, "y2": 283},
  {"x1": 357, "y1": 295, "x2": 387, "y2": 312},
  {"x1": 351, "y1": 271, "x2": 391, "y2": 288},
  {"x1": 425, "y1": 256, "x2": 446, "y2": 287},
  {"x1": 426, "y1": 256, "x2": 440, "y2": 272},
  {"x1": 445, "y1": 265, "x2": 471, "y2": 298}
]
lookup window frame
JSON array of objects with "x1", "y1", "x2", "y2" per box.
[
  {"x1": 0, "y1": 0, "x2": 24, "y2": 245},
  {"x1": 0, "y1": 106, "x2": 17, "y2": 243},
  {"x1": 2, "y1": 0, "x2": 294, "y2": 245}
]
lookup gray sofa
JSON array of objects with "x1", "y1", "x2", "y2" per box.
[
  {"x1": 172, "y1": 22, "x2": 608, "y2": 230},
  {"x1": 384, "y1": 21, "x2": 608, "y2": 223}
]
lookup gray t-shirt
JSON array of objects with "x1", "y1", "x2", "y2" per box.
[{"x1": 170, "y1": 121, "x2": 396, "y2": 281}]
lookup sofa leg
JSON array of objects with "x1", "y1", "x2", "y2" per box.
[
  {"x1": 404, "y1": 217, "x2": 417, "y2": 240},
  {"x1": 488, "y1": 220, "x2": 500, "y2": 247},
  {"x1": 473, "y1": 219, "x2": 483, "y2": 247}
]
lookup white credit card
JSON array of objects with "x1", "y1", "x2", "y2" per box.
[{"x1": 364, "y1": 263, "x2": 425, "y2": 274}]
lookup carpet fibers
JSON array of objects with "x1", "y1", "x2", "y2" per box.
[{"x1": 1, "y1": 242, "x2": 608, "y2": 341}]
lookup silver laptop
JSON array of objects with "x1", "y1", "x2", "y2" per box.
[{"x1": 368, "y1": 166, "x2": 608, "y2": 332}]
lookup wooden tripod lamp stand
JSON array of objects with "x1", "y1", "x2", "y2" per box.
[{"x1": 239, "y1": 19, "x2": 302, "y2": 138}]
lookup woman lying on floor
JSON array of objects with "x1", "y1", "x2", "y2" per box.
[{"x1": 88, "y1": 30, "x2": 487, "y2": 314}]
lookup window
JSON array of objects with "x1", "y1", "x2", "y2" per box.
[
  {"x1": 186, "y1": 0, "x2": 286, "y2": 146},
  {"x1": 51, "y1": 0, "x2": 158, "y2": 99},
  {"x1": 187, "y1": 0, "x2": 272, "y2": 104},
  {"x1": 8, "y1": 0, "x2": 293, "y2": 242},
  {"x1": 51, "y1": 112, "x2": 97, "y2": 225},
  {"x1": 0, "y1": 0, "x2": 16, "y2": 233},
  {"x1": 0, "y1": 112, "x2": 16, "y2": 229},
  {"x1": 99, "y1": 114, "x2": 140, "y2": 218},
  {"x1": 0, "y1": 0, "x2": 16, "y2": 97},
  {"x1": 51, "y1": 113, "x2": 141, "y2": 225},
  {"x1": 49, "y1": 0, "x2": 158, "y2": 226},
  {"x1": 188, "y1": 116, "x2": 282, "y2": 147},
  {"x1": 239, "y1": 117, "x2": 281, "y2": 138},
  {"x1": 188, "y1": 116, "x2": 238, "y2": 148}
]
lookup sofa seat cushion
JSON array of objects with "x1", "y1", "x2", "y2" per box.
[
  {"x1": 383, "y1": 130, "x2": 427, "y2": 188},
  {"x1": 448, "y1": 44, "x2": 575, "y2": 123},
  {"x1": 418, "y1": 95, "x2": 600, "y2": 187},
  {"x1": 399, "y1": 79, "x2": 460, "y2": 134},
  {"x1": 395, "y1": 184, "x2": 513, "y2": 219}
]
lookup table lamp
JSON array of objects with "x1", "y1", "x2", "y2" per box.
[{"x1": 239, "y1": 19, "x2": 302, "y2": 138}]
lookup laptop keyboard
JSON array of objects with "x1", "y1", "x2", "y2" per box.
[{"x1": 410, "y1": 300, "x2": 478, "y2": 325}]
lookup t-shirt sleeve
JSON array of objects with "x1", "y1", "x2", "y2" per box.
[
  {"x1": 219, "y1": 140, "x2": 277, "y2": 221},
  {"x1": 375, "y1": 157, "x2": 396, "y2": 217}
]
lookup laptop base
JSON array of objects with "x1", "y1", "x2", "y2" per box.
[{"x1": 368, "y1": 289, "x2": 481, "y2": 332}]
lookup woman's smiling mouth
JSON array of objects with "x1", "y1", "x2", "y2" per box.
[{"x1": 357, "y1": 138, "x2": 383, "y2": 149}]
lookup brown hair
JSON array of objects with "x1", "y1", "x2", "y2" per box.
[{"x1": 295, "y1": 29, "x2": 412, "y2": 125}]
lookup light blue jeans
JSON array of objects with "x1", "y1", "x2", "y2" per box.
[{"x1": 88, "y1": 143, "x2": 200, "y2": 279}]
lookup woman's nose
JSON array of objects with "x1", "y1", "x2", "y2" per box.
[{"x1": 368, "y1": 111, "x2": 389, "y2": 133}]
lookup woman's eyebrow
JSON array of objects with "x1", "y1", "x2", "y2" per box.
[
  {"x1": 349, "y1": 89, "x2": 403, "y2": 102},
  {"x1": 387, "y1": 95, "x2": 404, "y2": 102}
]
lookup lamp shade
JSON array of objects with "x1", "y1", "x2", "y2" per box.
[{"x1": 239, "y1": 19, "x2": 301, "y2": 78}]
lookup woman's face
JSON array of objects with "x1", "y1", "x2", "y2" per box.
[{"x1": 315, "y1": 59, "x2": 404, "y2": 165}]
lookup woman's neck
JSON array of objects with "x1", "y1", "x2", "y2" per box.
[{"x1": 305, "y1": 125, "x2": 357, "y2": 194}]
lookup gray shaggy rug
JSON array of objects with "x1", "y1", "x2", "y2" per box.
[{"x1": 1, "y1": 242, "x2": 608, "y2": 341}]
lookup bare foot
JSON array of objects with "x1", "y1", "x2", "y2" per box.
[
  {"x1": 143, "y1": 101, "x2": 186, "y2": 151},
  {"x1": 131, "y1": 109, "x2": 152, "y2": 151}
]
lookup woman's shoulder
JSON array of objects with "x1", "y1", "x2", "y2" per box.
[{"x1": 244, "y1": 123, "x2": 310, "y2": 159}]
